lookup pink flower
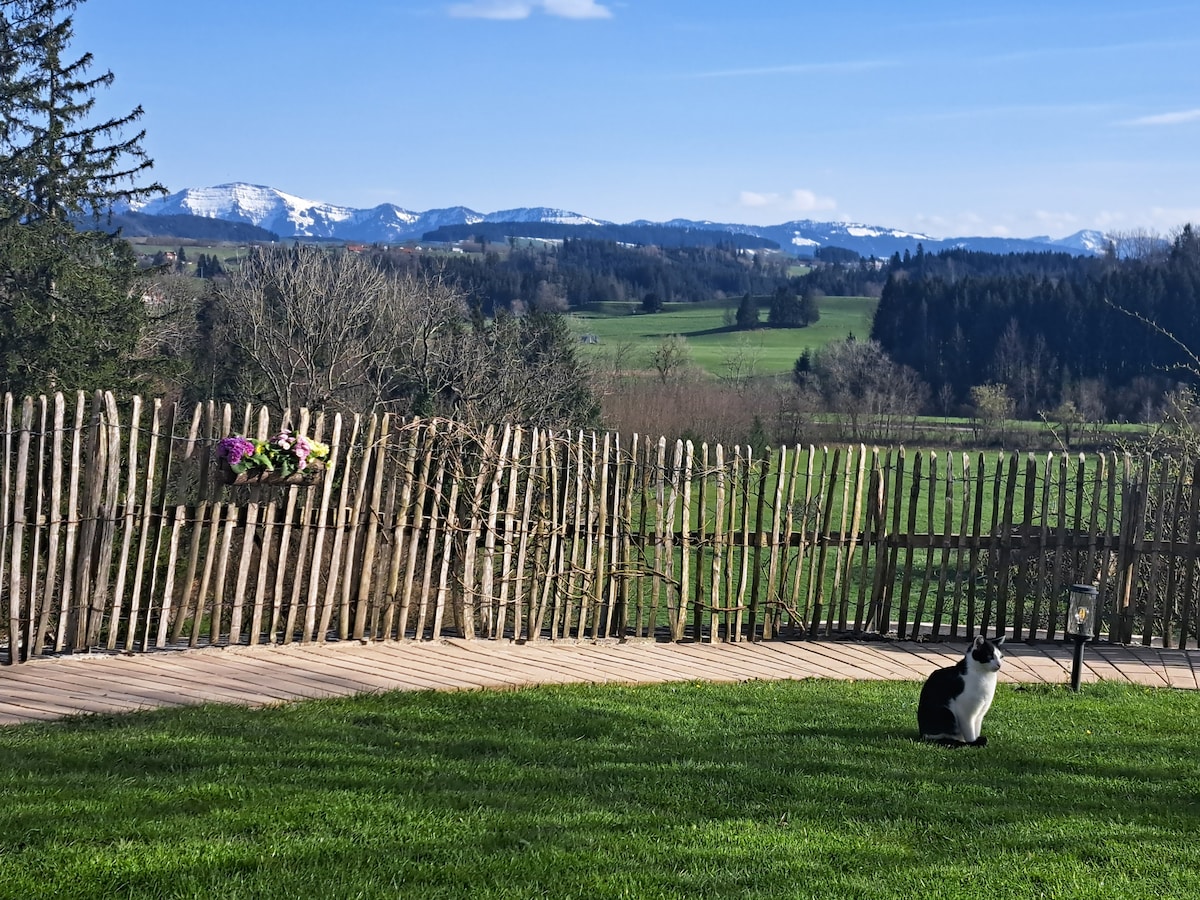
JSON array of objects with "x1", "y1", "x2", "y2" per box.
[{"x1": 217, "y1": 436, "x2": 257, "y2": 467}]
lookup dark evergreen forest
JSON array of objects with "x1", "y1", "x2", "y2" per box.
[
  {"x1": 422, "y1": 221, "x2": 779, "y2": 251},
  {"x1": 866, "y1": 229, "x2": 1200, "y2": 418},
  {"x1": 371, "y1": 238, "x2": 793, "y2": 315}
]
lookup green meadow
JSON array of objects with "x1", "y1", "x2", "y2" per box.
[
  {"x1": 0, "y1": 680, "x2": 1196, "y2": 899},
  {"x1": 569, "y1": 296, "x2": 879, "y2": 377}
]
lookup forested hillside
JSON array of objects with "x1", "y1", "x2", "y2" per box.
[
  {"x1": 104, "y1": 212, "x2": 280, "y2": 242},
  {"x1": 371, "y1": 238, "x2": 793, "y2": 314},
  {"x1": 868, "y1": 229, "x2": 1200, "y2": 418},
  {"x1": 421, "y1": 221, "x2": 779, "y2": 251}
]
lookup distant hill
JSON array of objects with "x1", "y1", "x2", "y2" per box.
[
  {"x1": 126, "y1": 182, "x2": 1112, "y2": 258},
  {"x1": 423, "y1": 221, "x2": 779, "y2": 251},
  {"x1": 100, "y1": 211, "x2": 280, "y2": 242}
]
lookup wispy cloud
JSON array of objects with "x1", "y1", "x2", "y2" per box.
[
  {"x1": 1120, "y1": 108, "x2": 1200, "y2": 126},
  {"x1": 890, "y1": 103, "x2": 1110, "y2": 125},
  {"x1": 683, "y1": 59, "x2": 893, "y2": 79},
  {"x1": 448, "y1": 0, "x2": 612, "y2": 19},
  {"x1": 962, "y1": 37, "x2": 1200, "y2": 69},
  {"x1": 739, "y1": 188, "x2": 836, "y2": 215}
]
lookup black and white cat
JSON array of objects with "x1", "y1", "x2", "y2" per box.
[{"x1": 917, "y1": 635, "x2": 1005, "y2": 747}]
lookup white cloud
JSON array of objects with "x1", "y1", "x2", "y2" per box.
[
  {"x1": 738, "y1": 191, "x2": 776, "y2": 208},
  {"x1": 543, "y1": 0, "x2": 612, "y2": 18},
  {"x1": 448, "y1": 0, "x2": 529, "y2": 18},
  {"x1": 448, "y1": 0, "x2": 611, "y2": 19},
  {"x1": 1148, "y1": 206, "x2": 1200, "y2": 230},
  {"x1": 739, "y1": 188, "x2": 836, "y2": 216},
  {"x1": 787, "y1": 188, "x2": 836, "y2": 214},
  {"x1": 685, "y1": 59, "x2": 891, "y2": 79},
  {"x1": 1121, "y1": 108, "x2": 1200, "y2": 126},
  {"x1": 1032, "y1": 209, "x2": 1081, "y2": 235}
]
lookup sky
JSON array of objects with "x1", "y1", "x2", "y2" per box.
[{"x1": 75, "y1": 1, "x2": 1200, "y2": 239}]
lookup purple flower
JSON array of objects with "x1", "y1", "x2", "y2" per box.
[{"x1": 217, "y1": 436, "x2": 256, "y2": 467}]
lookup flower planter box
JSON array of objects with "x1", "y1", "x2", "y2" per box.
[
  {"x1": 221, "y1": 465, "x2": 325, "y2": 487},
  {"x1": 216, "y1": 431, "x2": 331, "y2": 488}
]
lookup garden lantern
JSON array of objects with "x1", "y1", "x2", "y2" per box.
[{"x1": 1065, "y1": 584, "x2": 1098, "y2": 692}]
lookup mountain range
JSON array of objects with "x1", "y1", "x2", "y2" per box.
[{"x1": 129, "y1": 182, "x2": 1111, "y2": 258}]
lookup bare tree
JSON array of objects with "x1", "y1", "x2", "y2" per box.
[
  {"x1": 969, "y1": 383, "x2": 1015, "y2": 444},
  {"x1": 651, "y1": 334, "x2": 691, "y2": 384},
  {"x1": 719, "y1": 335, "x2": 761, "y2": 394},
  {"x1": 136, "y1": 272, "x2": 202, "y2": 362},
  {"x1": 458, "y1": 311, "x2": 598, "y2": 426},
  {"x1": 990, "y1": 319, "x2": 1056, "y2": 415},
  {"x1": 207, "y1": 246, "x2": 599, "y2": 427},
  {"x1": 532, "y1": 280, "x2": 569, "y2": 313},
  {"x1": 800, "y1": 338, "x2": 929, "y2": 441},
  {"x1": 1106, "y1": 228, "x2": 1167, "y2": 262},
  {"x1": 212, "y1": 247, "x2": 467, "y2": 413}
]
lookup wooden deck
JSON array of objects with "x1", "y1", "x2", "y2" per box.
[{"x1": 1, "y1": 639, "x2": 1197, "y2": 726}]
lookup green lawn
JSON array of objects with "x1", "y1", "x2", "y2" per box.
[
  {"x1": 571, "y1": 296, "x2": 878, "y2": 377},
  {"x1": 1, "y1": 679, "x2": 1196, "y2": 898}
]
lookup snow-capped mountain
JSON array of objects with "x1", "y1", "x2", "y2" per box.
[
  {"x1": 1047, "y1": 229, "x2": 1109, "y2": 254},
  {"x1": 483, "y1": 207, "x2": 606, "y2": 226},
  {"x1": 132, "y1": 183, "x2": 1110, "y2": 257},
  {"x1": 630, "y1": 216, "x2": 1092, "y2": 258},
  {"x1": 134, "y1": 185, "x2": 612, "y2": 244}
]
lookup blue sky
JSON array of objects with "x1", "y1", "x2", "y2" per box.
[{"x1": 78, "y1": 1, "x2": 1200, "y2": 238}]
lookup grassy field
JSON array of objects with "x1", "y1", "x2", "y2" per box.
[
  {"x1": 570, "y1": 296, "x2": 878, "y2": 377},
  {"x1": 0, "y1": 679, "x2": 1196, "y2": 899},
  {"x1": 645, "y1": 444, "x2": 1117, "y2": 540}
]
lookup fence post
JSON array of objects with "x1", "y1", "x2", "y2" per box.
[{"x1": 1114, "y1": 455, "x2": 1148, "y2": 643}]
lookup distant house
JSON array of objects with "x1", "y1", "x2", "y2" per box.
[{"x1": 580, "y1": 333, "x2": 600, "y2": 345}]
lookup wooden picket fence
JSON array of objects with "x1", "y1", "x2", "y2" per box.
[{"x1": 1, "y1": 390, "x2": 1198, "y2": 664}]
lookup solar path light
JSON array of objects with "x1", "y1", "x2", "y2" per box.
[{"x1": 1065, "y1": 584, "x2": 1098, "y2": 692}]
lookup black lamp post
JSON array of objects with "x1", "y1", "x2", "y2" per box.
[{"x1": 1065, "y1": 583, "x2": 1098, "y2": 692}]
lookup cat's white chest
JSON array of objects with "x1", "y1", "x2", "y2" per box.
[{"x1": 948, "y1": 670, "x2": 998, "y2": 742}]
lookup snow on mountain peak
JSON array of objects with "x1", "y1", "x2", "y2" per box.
[
  {"x1": 130, "y1": 183, "x2": 1111, "y2": 257},
  {"x1": 483, "y1": 207, "x2": 609, "y2": 226}
]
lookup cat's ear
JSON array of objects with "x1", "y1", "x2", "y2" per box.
[
  {"x1": 972, "y1": 635, "x2": 985, "y2": 648},
  {"x1": 994, "y1": 635, "x2": 1007, "y2": 646}
]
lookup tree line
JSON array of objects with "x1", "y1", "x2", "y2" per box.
[
  {"x1": 422, "y1": 221, "x2": 779, "y2": 252},
  {"x1": 371, "y1": 238, "x2": 795, "y2": 315},
  {"x1": 863, "y1": 234, "x2": 1200, "y2": 421},
  {"x1": 0, "y1": 0, "x2": 601, "y2": 430}
]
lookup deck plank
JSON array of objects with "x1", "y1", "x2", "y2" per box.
[{"x1": 0, "y1": 639, "x2": 1194, "y2": 726}]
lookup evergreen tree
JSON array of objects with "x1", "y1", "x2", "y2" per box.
[
  {"x1": 792, "y1": 347, "x2": 813, "y2": 385},
  {"x1": 734, "y1": 291, "x2": 758, "y2": 329},
  {"x1": 768, "y1": 284, "x2": 805, "y2": 328},
  {"x1": 0, "y1": 0, "x2": 163, "y2": 394},
  {"x1": 799, "y1": 287, "x2": 821, "y2": 325},
  {"x1": 0, "y1": 219, "x2": 142, "y2": 391}
]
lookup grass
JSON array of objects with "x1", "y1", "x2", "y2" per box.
[
  {"x1": 641, "y1": 444, "x2": 1116, "y2": 546},
  {"x1": 1, "y1": 679, "x2": 1197, "y2": 898},
  {"x1": 639, "y1": 446, "x2": 1126, "y2": 636},
  {"x1": 570, "y1": 296, "x2": 878, "y2": 377}
]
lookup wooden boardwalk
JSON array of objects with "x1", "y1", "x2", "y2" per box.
[{"x1": 1, "y1": 638, "x2": 1197, "y2": 726}]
